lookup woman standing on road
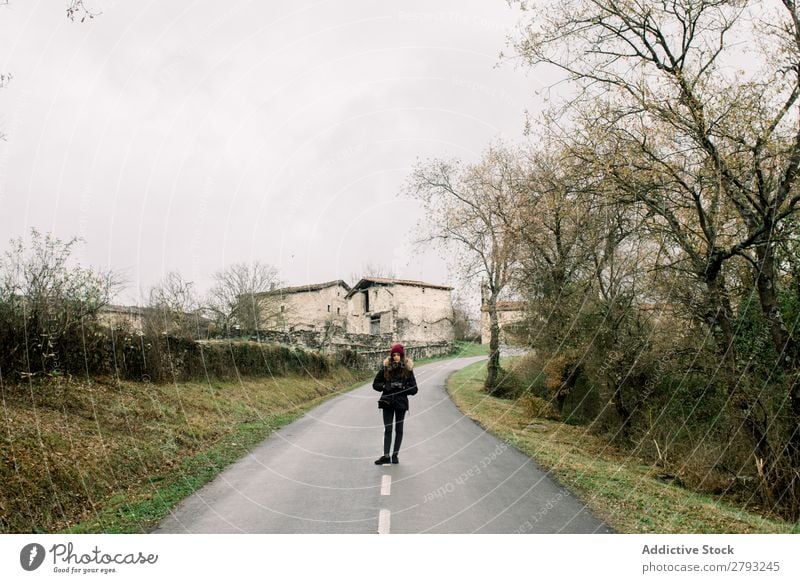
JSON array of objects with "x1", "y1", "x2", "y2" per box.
[{"x1": 372, "y1": 343, "x2": 418, "y2": 465}]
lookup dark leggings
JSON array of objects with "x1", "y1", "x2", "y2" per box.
[{"x1": 382, "y1": 407, "x2": 406, "y2": 455}]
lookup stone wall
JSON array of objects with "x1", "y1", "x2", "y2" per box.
[
  {"x1": 251, "y1": 328, "x2": 410, "y2": 352},
  {"x1": 246, "y1": 328, "x2": 453, "y2": 370},
  {"x1": 354, "y1": 341, "x2": 454, "y2": 371}
]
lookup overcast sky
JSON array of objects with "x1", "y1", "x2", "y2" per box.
[{"x1": 0, "y1": 0, "x2": 548, "y2": 309}]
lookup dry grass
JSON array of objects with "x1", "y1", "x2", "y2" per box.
[
  {"x1": 447, "y1": 360, "x2": 796, "y2": 534},
  {"x1": 0, "y1": 367, "x2": 371, "y2": 533}
]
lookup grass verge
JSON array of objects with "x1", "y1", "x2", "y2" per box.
[
  {"x1": 0, "y1": 366, "x2": 372, "y2": 533},
  {"x1": 414, "y1": 341, "x2": 489, "y2": 366},
  {"x1": 446, "y1": 359, "x2": 796, "y2": 534}
]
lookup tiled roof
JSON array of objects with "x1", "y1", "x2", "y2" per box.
[
  {"x1": 345, "y1": 277, "x2": 452, "y2": 298},
  {"x1": 481, "y1": 300, "x2": 527, "y2": 312},
  {"x1": 254, "y1": 279, "x2": 351, "y2": 296}
]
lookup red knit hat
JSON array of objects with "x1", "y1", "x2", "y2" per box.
[{"x1": 390, "y1": 343, "x2": 405, "y2": 358}]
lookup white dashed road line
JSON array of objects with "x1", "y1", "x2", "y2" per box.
[
  {"x1": 381, "y1": 474, "x2": 391, "y2": 496},
  {"x1": 378, "y1": 509, "x2": 391, "y2": 534}
]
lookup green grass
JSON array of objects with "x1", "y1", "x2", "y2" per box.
[
  {"x1": 413, "y1": 341, "x2": 489, "y2": 366},
  {"x1": 62, "y1": 409, "x2": 322, "y2": 534},
  {"x1": 451, "y1": 340, "x2": 490, "y2": 358},
  {"x1": 62, "y1": 344, "x2": 487, "y2": 533},
  {"x1": 446, "y1": 359, "x2": 795, "y2": 534},
  {"x1": 0, "y1": 367, "x2": 373, "y2": 534},
  {"x1": 0, "y1": 342, "x2": 485, "y2": 534}
]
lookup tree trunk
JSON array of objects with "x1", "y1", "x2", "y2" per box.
[
  {"x1": 753, "y1": 241, "x2": 800, "y2": 519},
  {"x1": 754, "y1": 242, "x2": 798, "y2": 367},
  {"x1": 707, "y1": 272, "x2": 776, "y2": 505},
  {"x1": 706, "y1": 274, "x2": 738, "y2": 383},
  {"x1": 610, "y1": 378, "x2": 633, "y2": 436},
  {"x1": 485, "y1": 298, "x2": 501, "y2": 392},
  {"x1": 789, "y1": 377, "x2": 800, "y2": 519}
]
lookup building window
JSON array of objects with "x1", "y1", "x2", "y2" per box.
[
  {"x1": 337, "y1": 307, "x2": 340, "y2": 315},
  {"x1": 364, "y1": 290, "x2": 369, "y2": 313},
  {"x1": 281, "y1": 305, "x2": 284, "y2": 312},
  {"x1": 327, "y1": 304, "x2": 330, "y2": 312},
  {"x1": 370, "y1": 315, "x2": 381, "y2": 335}
]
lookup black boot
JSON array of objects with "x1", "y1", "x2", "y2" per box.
[
  {"x1": 391, "y1": 453, "x2": 399, "y2": 464},
  {"x1": 374, "y1": 455, "x2": 391, "y2": 465}
]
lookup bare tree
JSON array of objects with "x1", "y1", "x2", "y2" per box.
[
  {"x1": 66, "y1": 0, "x2": 101, "y2": 22},
  {"x1": 513, "y1": 145, "x2": 597, "y2": 332},
  {"x1": 348, "y1": 262, "x2": 397, "y2": 286},
  {"x1": 406, "y1": 143, "x2": 527, "y2": 390},
  {"x1": 451, "y1": 290, "x2": 480, "y2": 342},
  {"x1": 0, "y1": 228, "x2": 125, "y2": 375},
  {"x1": 146, "y1": 271, "x2": 199, "y2": 338},
  {"x1": 509, "y1": 0, "x2": 800, "y2": 516},
  {"x1": 1, "y1": 1, "x2": 100, "y2": 140},
  {"x1": 511, "y1": 139, "x2": 652, "y2": 419},
  {"x1": 205, "y1": 261, "x2": 282, "y2": 336},
  {"x1": 0, "y1": 228, "x2": 123, "y2": 318}
]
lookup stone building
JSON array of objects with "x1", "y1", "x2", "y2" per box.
[
  {"x1": 254, "y1": 276, "x2": 454, "y2": 345},
  {"x1": 97, "y1": 304, "x2": 215, "y2": 338},
  {"x1": 98, "y1": 304, "x2": 145, "y2": 332},
  {"x1": 480, "y1": 301, "x2": 528, "y2": 345},
  {"x1": 255, "y1": 279, "x2": 351, "y2": 332},
  {"x1": 345, "y1": 277, "x2": 454, "y2": 343}
]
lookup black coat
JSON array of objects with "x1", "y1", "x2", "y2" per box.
[{"x1": 372, "y1": 356, "x2": 418, "y2": 411}]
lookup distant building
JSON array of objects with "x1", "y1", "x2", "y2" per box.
[
  {"x1": 98, "y1": 304, "x2": 214, "y2": 338},
  {"x1": 255, "y1": 279, "x2": 351, "y2": 332},
  {"x1": 345, "y1": 277, "x2": 454, "y2": 343},
  {"x1": 480, "y1": 300, "x2": 528, "y2": 345},
  {"x1": 98, "y1": 304, "x2": 145, "y2": 332},
  {"x1": 100, "y1": 276, "x2": 456, "y2": 348}
]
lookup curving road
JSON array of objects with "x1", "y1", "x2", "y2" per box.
[{"x1": 153, "y1": 355, "x2": 614, "y2": 534}]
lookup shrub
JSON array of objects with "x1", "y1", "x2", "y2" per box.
[
  {"x1": 519, "y1": 394, "x2": 561, "y2": 421},
  {"x1": 488, "y1": 366, "x2": 525, "y2": 399},
  {"x1": 335, "y1": 348, "x2": 365, "y2": 370}
]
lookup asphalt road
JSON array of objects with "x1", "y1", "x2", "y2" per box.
[{"x1": 153, "y1": 355, "x2": 614, "y2": 534}]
